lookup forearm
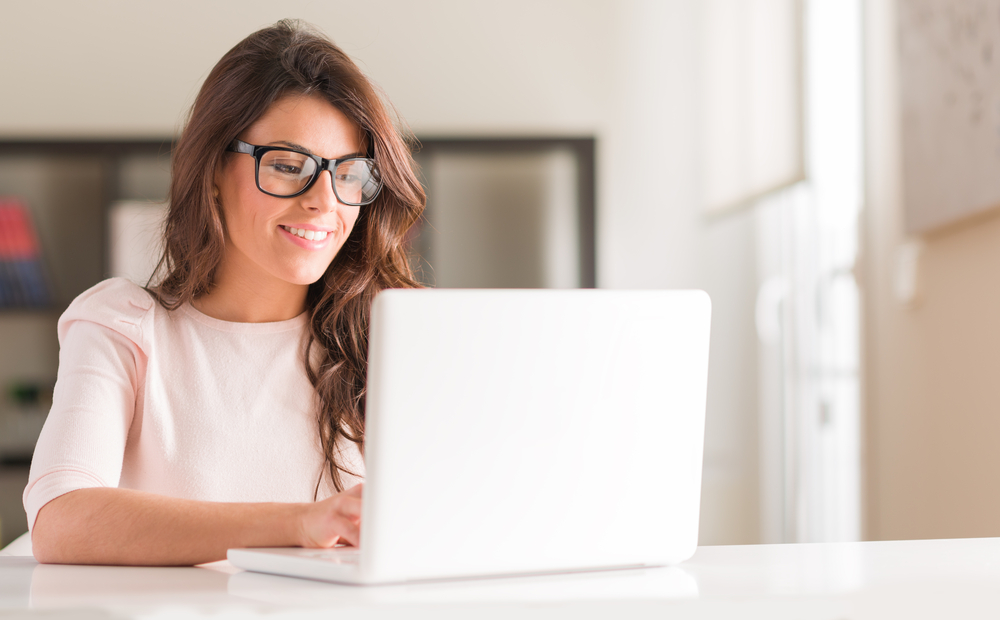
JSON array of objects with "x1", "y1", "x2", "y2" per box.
[{"x1": 31, "y1": 487, "x2": 306, "y2": 566}]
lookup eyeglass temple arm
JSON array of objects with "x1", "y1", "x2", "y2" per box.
[{"x1": 227, "y1": 139, "x2": 255, "y2": 155}]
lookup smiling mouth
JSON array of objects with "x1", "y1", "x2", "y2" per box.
[{"x1": 281, "y1": 225, "x2": 329, "y2": 241}]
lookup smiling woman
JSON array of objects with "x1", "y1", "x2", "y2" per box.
[{"x1": 21, "y1": 19, "x2": 425, "y2": 566}]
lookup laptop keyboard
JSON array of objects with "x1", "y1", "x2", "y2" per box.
[{"x1": 298, "y1": 549, "x2": 361, "y2": 565}]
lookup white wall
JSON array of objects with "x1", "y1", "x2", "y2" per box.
[
  {"x1": 0, "y1": 1, "x2": 613, "y2": 137},
  {"x1": 0, "y1": 0, "x2": 760, "y2": 545}
]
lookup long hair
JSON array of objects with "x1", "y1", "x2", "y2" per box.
[{"x1": 156, "y1": 19, "x2": 425, "y2": 493}]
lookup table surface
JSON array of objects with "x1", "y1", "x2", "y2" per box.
[{"x1": 2, "y1": 537, "x2": 999, "y2": 619}]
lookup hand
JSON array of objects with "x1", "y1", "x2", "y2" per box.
[{"x1": 298, "y1": 483, "x2": 364, "y2": 548}]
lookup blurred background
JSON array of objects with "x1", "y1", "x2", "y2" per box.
[{"x1": 2, "y1": 0, "x2": 999, "y2": 550}]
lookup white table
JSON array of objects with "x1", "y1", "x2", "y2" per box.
[{"x1": 2, "y1": 537, "x2": 999, "y2": 619}]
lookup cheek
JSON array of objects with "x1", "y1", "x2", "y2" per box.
[
  {"x1": 225, "y1": 190, "x2": 272, "y2": 238},
  {"x1": 339, "y1": 212, "x2": 362, "y2": 253},
  {"x1": 345, "y1": 211, "x2": 361, "y2": 236},
  {"x1": 218, "y1": 162, "x2": 274, "y2": 235},
  {"x1": 329, "y1": 212, "x2": 361, "y2": 261}
]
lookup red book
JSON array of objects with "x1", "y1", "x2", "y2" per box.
[{"x1": 0, "y1": 198, "x2": 50, "y2": 307}]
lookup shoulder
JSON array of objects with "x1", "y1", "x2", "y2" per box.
[{"x1": 58, "y1": 278, "x2": 157, "y2": 347}]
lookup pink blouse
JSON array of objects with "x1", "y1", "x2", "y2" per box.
[{"x1": 23, "y1": 278, "x2": 363, "y2": 531}]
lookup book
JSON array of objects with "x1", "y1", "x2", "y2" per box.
[{"x1": 0, "y1": 198, "x2": 52, "y2": 308}]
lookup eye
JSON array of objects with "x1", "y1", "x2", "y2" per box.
[
  {"x1": 261, "y1": 150, "x2": 313, "y2": 178},
  {"x1": 335, "y1": 160, "x2": 374, "y2": 187},
  {"x1": 272, "y1": 161, "x2": 303, "y2": 175}
]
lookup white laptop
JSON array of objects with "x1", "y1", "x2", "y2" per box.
[{"x1": 228, "y1": 289, "x2": 711, "y2": 585}]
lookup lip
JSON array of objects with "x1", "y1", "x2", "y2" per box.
[{"x1": 278, "y1": 224, "x2": 335, "y2": 250}]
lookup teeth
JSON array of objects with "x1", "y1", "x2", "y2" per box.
[{"x1": 282, "y1": 226, "x2": 328, "y2": 241}]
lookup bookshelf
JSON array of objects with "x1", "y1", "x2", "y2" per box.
[
  {"x1": 0, "y1": 135, "x2": 597, "y2": 451},
  {"x1": 0, "y1": 136, "x2": 597, "y2": 547}
]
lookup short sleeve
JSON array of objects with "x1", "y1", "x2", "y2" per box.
[{"x1": 22, "y1": 278, "x2": 155, "y2": 531}]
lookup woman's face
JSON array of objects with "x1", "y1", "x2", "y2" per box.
[{"x1": 215, "y1": 94, "x2": 364, "y2": 290}]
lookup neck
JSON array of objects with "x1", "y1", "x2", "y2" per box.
[{"x1": 192, "y1": 255, "x2": 308, "y2": 324}]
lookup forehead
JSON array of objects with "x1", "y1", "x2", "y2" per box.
[{"x1": 244, "y1": 94, "x2": 364, "y2": 158}]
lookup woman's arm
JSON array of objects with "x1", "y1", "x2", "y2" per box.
[{"x1": 31, "y1": 483, "x2": 363, "y2": 566}]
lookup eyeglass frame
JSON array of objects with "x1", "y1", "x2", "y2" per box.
[{"x1": 225, "y1": 138, "x2": 383, "y2": 206}]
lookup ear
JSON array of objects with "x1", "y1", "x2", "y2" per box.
[{"x1": 213, "y1": 160, "x2": 229, "y2": 200}]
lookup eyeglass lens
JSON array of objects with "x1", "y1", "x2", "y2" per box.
[{"x1": 258, "y1": 150, "x2": 380, "y2": 204}]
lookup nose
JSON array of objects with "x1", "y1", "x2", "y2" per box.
[{"x1": 301, "y1": 170, "x2": 342, "y2": 214}]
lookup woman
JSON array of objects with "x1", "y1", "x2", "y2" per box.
[{"x1": 23, "y1": 19, "x2": 424, "y2": 565}]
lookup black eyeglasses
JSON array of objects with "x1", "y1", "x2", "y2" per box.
[{"x1": 226, "y1": 139, "x2": 383, "y2": 206}]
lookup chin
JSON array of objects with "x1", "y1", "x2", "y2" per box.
[
  {"x1": 278, "y1": 260, "x2": 336, "y2": 288},
  {"x1": 296, "y1": 266, "x2": 334, "y2": 287},
  {"x1": 290, "y1": 273, "x2": 327, "y2": 287}
]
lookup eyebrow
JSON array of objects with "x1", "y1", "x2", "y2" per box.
[{"x1": 268, "y1": 140, "x2": 367, "y2": 160}]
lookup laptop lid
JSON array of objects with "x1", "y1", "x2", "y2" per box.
[{"x1": 358, "y1": 289, "x2": 711, "y2": 583}]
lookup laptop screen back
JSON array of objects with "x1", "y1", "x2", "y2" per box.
[{"x1": 360, "y1": 289, "x2": 711, "y2": 583}]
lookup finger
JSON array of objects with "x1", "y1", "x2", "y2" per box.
[
  {"x1": 344, "y1": 483, "x2": 363, "y2": 497},
  {"x1": 332, "y1": 517, "x2": 360, "y2": 547}
]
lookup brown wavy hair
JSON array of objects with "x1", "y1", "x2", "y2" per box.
[{"x1": 154, "y1": 19, "x2": 424, "y2": 494}]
